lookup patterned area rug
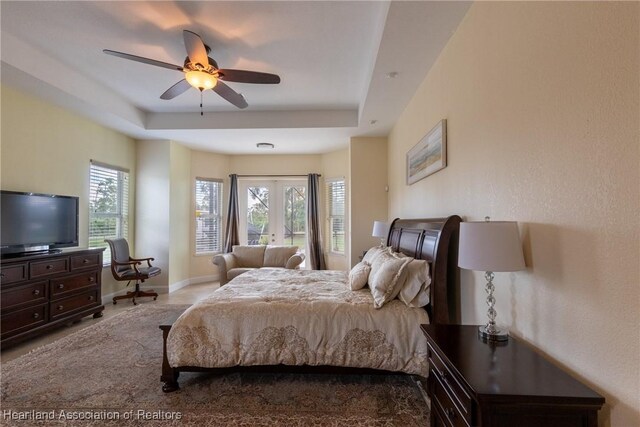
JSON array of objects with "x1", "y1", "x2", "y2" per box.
[{"x1": 1, "y1": 304, "x2": 430, "y2": 426}]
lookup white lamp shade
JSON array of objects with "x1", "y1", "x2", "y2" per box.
[
  {"x1": 372, "y1": 221, "x2": 390, "y2": 238},
  {"x1": 458, "y1": 221, "x2": 525, "y2": 272}
]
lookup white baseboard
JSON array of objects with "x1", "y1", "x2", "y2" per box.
[
  {"x1": 188, "y1": 274, "x2": 219, "y2": 285},
  {"x1": 102, "y1": 275, "x2": 219, "y2": 305}
]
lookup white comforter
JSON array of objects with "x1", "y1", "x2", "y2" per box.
[{"x1": 167, "y1": 268, "x2": 429, "y2": 376}]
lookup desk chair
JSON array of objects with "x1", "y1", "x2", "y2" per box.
[{"x1": 105, "y1": 238, "x2": 161, "y2": 305}]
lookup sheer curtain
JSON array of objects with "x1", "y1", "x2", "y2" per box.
[
  {"x1": 223, "y1": 174, "x2": 240, "y2": 253},
  {"x1": 306, "y1": 173, "x2": 326, "y2": 270}
]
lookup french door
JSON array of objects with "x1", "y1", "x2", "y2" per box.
[{"x1": 239, "y1": 180, "x2": 307, "y2": 253}]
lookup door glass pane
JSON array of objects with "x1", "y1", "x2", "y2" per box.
[
  {"x1": 284, "y1": 186, "x2": 306, "y2": 251},
  {"x1": 247, "y1": 186, "x2": 269, "y2": 245}
]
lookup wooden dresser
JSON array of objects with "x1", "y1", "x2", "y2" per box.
[
  {"x1": 1, "y1": 248, "x2": 105, "y2": 348},
  {"x1": 421, "y1": 324, "x2": 605, "y2": 427}
]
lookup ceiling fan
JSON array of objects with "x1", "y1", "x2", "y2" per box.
[{"x1": 104, "y1": 30, "x2": 280, "y2": 111}]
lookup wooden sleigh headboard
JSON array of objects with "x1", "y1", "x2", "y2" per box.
[{"x1": 387, "y1": 215, "x2": 462, "y2": 324}]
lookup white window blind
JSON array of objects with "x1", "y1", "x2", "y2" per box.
[
  {"x1": 89, "y1": 161, "x2": 129, "y2": 266},
  {"x1": 195, "y1": 178, "x2": 223, "y2": 254},
  {"x1": 326, "y1": 179, "x2": 345, "y2": 254}
]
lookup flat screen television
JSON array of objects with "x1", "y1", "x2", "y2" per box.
[{"x1": 1, "y1": 190, "x2": 79, "y2": 256}]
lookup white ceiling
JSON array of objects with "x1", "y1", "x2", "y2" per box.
[{"x1": 1, "y1": 1, "x2": 471, "y2": 154}]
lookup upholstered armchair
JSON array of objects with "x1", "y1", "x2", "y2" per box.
[{"x1": 213, "y1": 245, "x2": 305, "y2": 285}]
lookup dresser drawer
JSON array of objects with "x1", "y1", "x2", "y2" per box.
[
  {"x1": 50, "y1": 290, "x2": 99, "y2": 320},
  {"x1": 432, "y1": 370, "x2": 469, "y2": 427},
  {"x1": 428, "y1": 343, "x2": 473, "y2": 422},
  {"x1": 51, "y1": 273, "x2": 98, "y2": 297},
  {"x1": 1, "y1": 304, "x2": 47, "y2": 337},
  {"x1": 1, "y1": 281, "x2": 47, "y2": 310},
  {"x1": 70, "y1": 254, "x2": 101, "y2": 270},
  {"x1": 0, "y1": 264, "x2": 27, "y2": 285},
  {"x1": 30, "y1": 258, "x2": 69, "y2": 278}
]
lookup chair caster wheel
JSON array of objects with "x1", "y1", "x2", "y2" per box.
[
  {"x1": 133, "y1": 301, "x2": 137, "y2": 305},
  {"x1": 154, "y1": 297, "x2": 157, "y2": 301},
  {"x1": 113, "y1": 301, "x2": 117, "y2": 305}
]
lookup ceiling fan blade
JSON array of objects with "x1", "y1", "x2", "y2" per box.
[
  {"x1": 218, "y1": 69, "x2": 281, "y2": 84},
  {"x1": 160, "y1": 79, "x2": 192, "y2": 100},
  {"x1": 213, "y1": 80, "x2": 248, "y2": 109},
  {"x1": 103, "y1": 49, "x2": 183, "y2": 72},
  {"x1": 183, "y1": 30, "x2": 209, "y2": 67}
]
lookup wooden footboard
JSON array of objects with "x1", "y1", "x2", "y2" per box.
[{"x1": 160, "y1": 323, "x2": 180, "y2": 392}]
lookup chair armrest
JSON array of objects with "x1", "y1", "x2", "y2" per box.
[
  {"x1": 285, "y1": 252, "x2": 305, "y2": 269},
  {"x1": 130, "y1": 257, "x2": 154, "y2": 267},
  {"x1": 212, "y1": 254, "x2": 238, "y2": 286},
  {"x1": 111, "y1": 259, "x2": 142, "y2": 274}
]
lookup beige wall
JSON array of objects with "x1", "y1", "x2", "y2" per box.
[
  {"x1": 190, "y1": 150, "x2": 230, "y2": 279},
  {"x1": 387, "y1": 3, "x2": 639, "y2": 426},
  {"x1": 135, "y1": 140, "x2": 170, "y2": 290},
  {"x1": 229, "y1": 154, "x2": 321, "y2": 176},
  {"x1": 169, "y1": 141, "x2": 192, "y2": 286},
  {"x1": 350, "y1": 137, "x2": 388, "y2": 267},
  {"x1": 136, "y1": 140, "x2": 194, "y2": 290},
  {"x1": 321, "y1": 149, "x2": 350, "y2": 270},
  {"x1": 0, "y1": 86, "x2": 137, "y2": 298}
]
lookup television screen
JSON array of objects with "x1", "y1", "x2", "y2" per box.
[{"x1": 1, "y1": 190, "x2": 79, "y2": 254}]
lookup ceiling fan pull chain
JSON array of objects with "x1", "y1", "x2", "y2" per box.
[{"x1": 200, "y1": 90, "x2": 204, "y2": 116}]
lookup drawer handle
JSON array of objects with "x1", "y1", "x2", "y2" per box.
[
  {"x1": 33, "y1": 289, "x2": 41, "y2": 296},
  {"x1": 83, "y1": 259, "x2": 89, "y2": 264},
  {"x1": 88, "y1": 276, "x2": 95, "y2": 282},
  {"x1": 33, "y1": 312, "x2": 40, "y2": 319},
  {"x1": 88, "y1": 295, "x2": 94, "y2": 301},
  {"x1": 445, "y1": 407, "x2": 457, "y2": 420},
  {"x1": 46, "y1": 265, "x2": 53, "y2": 270},
  {"x1": 57, "y1": 305, "x2": 64, "y2": 311},
  {"x1": 58, "y1": 284, "x2": 65, "y2": 289}
]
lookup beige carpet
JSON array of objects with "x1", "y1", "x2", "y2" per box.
[{"x1": 1, "y1": 304, "x2": 430, "y2": 426}]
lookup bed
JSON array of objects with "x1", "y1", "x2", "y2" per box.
[{"x1": 160, "y1": 215, "x2": 461, "y2": 392}]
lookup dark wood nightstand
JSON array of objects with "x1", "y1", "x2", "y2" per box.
[{"x1": 420, "y1": 324, "x2": 605, "y2": 427}]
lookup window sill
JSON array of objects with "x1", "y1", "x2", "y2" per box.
[{"x1": 194, "y1": 252, "x2": 222, "y2": 257}]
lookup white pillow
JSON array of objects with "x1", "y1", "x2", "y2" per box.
[
  {"x1": 349, "y1": 261, "x2": 371, "y2": 290},
  {"x1": 397, "y1": 259, "x2": 431, "y2": 307},
  {"x1": 407, "y1": 284, "x2": 431, "y2": 308},
  {"x1": 368, "y1": 251, "x2": 412, "y2": 308},
  {"x1": 362, "y1": 246, "x2": 387, "y2": 265}
]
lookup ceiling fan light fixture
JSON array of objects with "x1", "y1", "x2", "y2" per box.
[{"x1": 185, "y1": 70, "x2": 217, "y2": 90}]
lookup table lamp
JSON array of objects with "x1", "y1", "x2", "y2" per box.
[
  {"x1": 372, "y1": 221, "x2": 390, "y2": 247},
  {"x1": 458, "y1": 218, "x2": 525, "y2": 341}
]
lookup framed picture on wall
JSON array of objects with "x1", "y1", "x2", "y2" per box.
[{"x1": 406, "y1": 119, "x2": 447, "y2": 185}]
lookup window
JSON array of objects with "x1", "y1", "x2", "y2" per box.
[
  {"x1": 326, "y1": 178, "x2": 345, "y2": 254},
  {"x1": 89, "y1": 161, "x2": 129, "y2": 266},
  {"x1": 195, "y1": 178, "x2": 223, "y2": 254}
]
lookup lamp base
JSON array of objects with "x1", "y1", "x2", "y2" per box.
[{"x1": 478, "y1": 325, "x2": 509, "y2": 342}]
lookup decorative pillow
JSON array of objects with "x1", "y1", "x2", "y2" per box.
[
  {"x1": 397, "y1": 259, "x2": 431, "y2": 307},
  {"x1": 349, "y1": 261, "x2": 371, "y2": 290},
  {"x1": 368, "y1": 251, "x2": 412, "y2": 309},
  {"x1": 264, "y1": 246, "x2": 298, "y2": 267},
  {"x1": 285, "y1": 253, "x2": 305, "y2": 269},
  {"x1": 362, "y1": 246, "x2": 387, "y2": 265},
  {"x1": 232, "y1": 245, "x2": 267, "y2": 268},
  {"x1": 407, "y1": 283, "x2": 431, "y2": 308}
]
